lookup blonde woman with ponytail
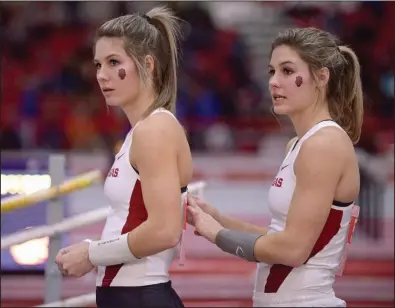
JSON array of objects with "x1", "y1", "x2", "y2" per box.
[
  {"x1": 187, "y1": 27, "x2": 363, "y2": 307},
  {"x1": 55, "y1": 6, "x2": 192, "y2": 308}
]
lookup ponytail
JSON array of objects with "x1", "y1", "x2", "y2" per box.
[
  {"x1": 143, "y1": 6, "x2": 181, "y2": 117},
  {"x1": 331, "y1": 46, "x2": 364, "y2": 144}
]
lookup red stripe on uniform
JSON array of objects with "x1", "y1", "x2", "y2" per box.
[
  {"x1": 264, "y1": 208, "x2": 343, "y2": 293},
  {"x1": 101, "y1": 180, "x2": 147, "y2": 286}
]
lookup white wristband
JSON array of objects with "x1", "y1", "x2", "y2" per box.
[{"x1": 88, "y1": 233, "x2": 139, "y2": 266}]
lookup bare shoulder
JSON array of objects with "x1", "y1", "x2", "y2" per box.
[
  {"x1": 131, "y1": 111, "x2": 192, "y2": 187},
  {"x1": 296, "y1": 126, "x2": 354, "y2": 175},
  {"x1": 302, "y1": 126, "x2": 353, "y2": 156},
  {"x1": 133, "y1": 112, "x2": 183, "y2": 145},
  {"x1": 285, "y1": 136, "x2": 298, "y2": 155}
]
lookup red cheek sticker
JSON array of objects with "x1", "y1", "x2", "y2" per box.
[
  {"x1": 118, "y1": 69, "x2": 126, "y2": 80},
  {"x1": 295, "y1": 76, "x2": 303, "y2": 87}
]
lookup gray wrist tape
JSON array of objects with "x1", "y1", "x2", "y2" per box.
[{"x1": 215, "y1": 229, "x2": 261, "y2": 262}]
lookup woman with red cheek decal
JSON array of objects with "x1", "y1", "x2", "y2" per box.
[
  {"x1": 188, "y1": 27, "x2": 363, "y2": 307},
  {"x1": 55, "y1": 6, "x2": 193, "y2": 308}
]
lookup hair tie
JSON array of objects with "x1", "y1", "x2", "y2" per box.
[{"x1": 143, "y1": 14, "x2": 152, "y2": 23}]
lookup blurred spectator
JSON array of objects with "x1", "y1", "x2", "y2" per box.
[
  {"x1": 1, "y1": 125, "x2": 22, "y2": 150},
  {"x1": 1, "y1": 104, "x2": 22, "y2": 150},
  {"x1": 35, "y1": 91, "x2": 69, "y2": 149},
  {"x1": 63, "y1": 94, "x2": 100, "y2": 150},
  {"x1": 1, "y1": 2, "x2": 392, "y2": 153},
  {"x1": 284, "y1": 1, "x2": 393, "y2": 154}
]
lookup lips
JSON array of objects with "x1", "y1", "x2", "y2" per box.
[
  {"x1": 102, "y1": 88, "x2": 114, "y2": 96},
  {"x1": 272, "y1": 94, "x2": 287, "y2": 101},
  {"x1": 102, "y1": 88, "x2": 114, "y2": 92}
]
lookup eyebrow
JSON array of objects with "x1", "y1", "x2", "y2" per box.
[
  {"x1": 268, "y1": 61, "x2": 295, "y2": 68},
  {"x1": 93, "y1": 53, "x2": 121, "y2": 63}
]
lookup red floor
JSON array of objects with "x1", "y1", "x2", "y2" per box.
[
  {"x1": 1, "y1": 299, "x2": 394, "y2": 307},
  {"x1": 2, "y1": 258, "x2": 393, "y2": 307},
  {"x1": 168, "y1": 258, "x2": 394, "y2": 277}
]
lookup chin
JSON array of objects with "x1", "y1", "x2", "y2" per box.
[
  {"x1": 272, "y1": 103, "x2": 291, "y2": 115},
  {"x1": 104, "y1": 97, "x2": 122, "y2": 107}
]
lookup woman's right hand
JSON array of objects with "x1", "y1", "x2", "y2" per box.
[{"x1": 187, "y1": 195, "x2": 222, "y2": 226}]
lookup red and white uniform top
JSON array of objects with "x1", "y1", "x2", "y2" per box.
[
  {"x1": 254, "y1": 120, "x2": 355, "y2": 305},
  {"x1": 96, "y1": 108, "x2": 187, "y2": 287}
]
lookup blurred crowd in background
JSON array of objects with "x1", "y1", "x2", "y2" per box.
[{"x1": 1, "y1": 2, "x2": 393, "y2": 155}]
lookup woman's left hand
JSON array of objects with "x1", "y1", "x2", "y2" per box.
[
  {"x1": 55, "y1": 241, "x2": 94, "y2": 278},
  {"x1": 187, "y1": 197, "x2": 224, "y2": 243}
]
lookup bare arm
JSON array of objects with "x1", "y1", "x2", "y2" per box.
[
  {"x1": 127, "y1": 114, "x2": 184, "y2": 258},
  {"x1": 253, "y1": 130, "x2": 345, "y2": 267},
  {"x1": 218, "y1": 215, "x2": 268, "y2": 235},
  {"x1": 202, "y1": 137, "x2": 298, "y2": 236},
  {"x1": 191, "y1": 197, "x2": 267, "y2": 235}
]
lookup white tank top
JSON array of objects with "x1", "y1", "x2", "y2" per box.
[
  {"x1": 96, "y1": 108, "x2": 187, "y2": 287},
  {"x1": 254, "y1": 120, "x2": 354, "y2": 302}
]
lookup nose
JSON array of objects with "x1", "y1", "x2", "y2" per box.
[
  {"x1": 96, "y1": 66, "x2": 109, "y2": 83},
  {"x1": 268, "y1": 75, "x2": 280, "y2": 90}
]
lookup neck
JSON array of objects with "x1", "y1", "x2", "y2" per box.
[
  {"x1": 290, "y1": 104, "x2": 332, "y2": 140},
  {"x1": 122, "y1": 90, "x2": 156, "y2": 127}
]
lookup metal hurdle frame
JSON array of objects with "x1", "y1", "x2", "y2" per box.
[
  {"x1": 1, "y1": 154, "x2": 104, "y2": 304},
  {"x1": 0, "y1": 154, "x2": 207, "y2": 307},
  {"x1": 45, "y1": 155, "x2": 65, "y2": 303}
]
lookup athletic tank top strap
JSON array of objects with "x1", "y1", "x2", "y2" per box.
[
  {"x1": 125, "y1": 108, "x2": 178, "y2": 146},
  {"x1": 126, "y1": 108, "x2": 186, "y2": 193},
  {"x1": 130, "y1": 108, "x2": 177, "y2": 136},
  {"x1": 286, "y1": 120, "x2": 353, "y2": 206},
  {"x1": 292, "y1": 120, "x2": 344, "y2": 155},
  {"x1": 300, "y1": 120, "x2": 342, "y2": 143},
  {"x1": 149, "y1": 107, "x2": 177, "y2": 120},
  {"x1": 284, "y1": 138, "x2": 299, "y2": 160}
]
